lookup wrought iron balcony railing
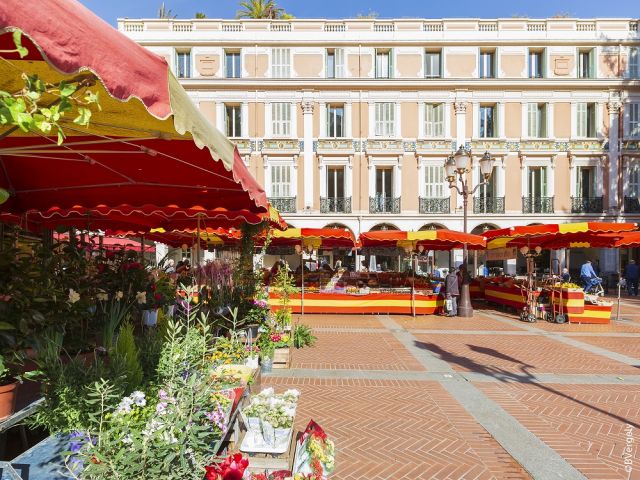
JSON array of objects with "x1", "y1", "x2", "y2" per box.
[
  {"x1": 369, "y1": 196, "x2": 401, "y2": 214},
  {"x1": 571, "y1": 196, "x2": 604, "y2": 214},
  {"x1": 522, "y1": 196, "x2": 554, "y2": 214},
  {"x1": 419, "y1": 197, "x2": 450, "y2": 214},
  {"x1": 320, "y1": 197, "x2": 352, "y2": 214},
  {"x1": 624, "y1": 196, "x2": 640, "y2": 213},
  {"x1": 473, "y1": 196, "x2": 505, "y2": 214},
  {"x1": 268, "y1": 197, "x2": 296, "y2": 213}
]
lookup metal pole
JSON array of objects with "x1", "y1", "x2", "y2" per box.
[
  {"x1": 411, "y1": 253, "x2": 416, "y2": 317},
  {"x1": 458, "y1": 182, "x2": 473, "y2": 318},
  {"x1": 196, "y1": 216, "x2": 202, "y2": 287},
  {"x1": 616, "y1": 279, "x2": 621, "y2": 322},
  {"x1": 300, "y1": 248, "x2": 305, "y2": 316}
]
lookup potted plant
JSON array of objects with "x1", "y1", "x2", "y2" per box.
[
  {"x1": 259, "y1": 343, "x2": 275, "y2": 373},
  {"x1": 0, "y1": 354, "x2": 19, "y2": 420}
]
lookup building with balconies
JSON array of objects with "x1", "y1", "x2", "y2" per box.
[{"x1": 120, "y1": 17, "x2": 640, "y2": 274}]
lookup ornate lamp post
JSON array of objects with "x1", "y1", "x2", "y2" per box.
[{"x1": 444, "y1": 148, "x2": 495, "y2": 317}]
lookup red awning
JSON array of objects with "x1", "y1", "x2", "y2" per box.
[
  {"x1": 359, "y1": 230, "x2": 486, "y2": 251},
  {"x1": 0, "y1": 0, "x2": 268, "y2": 217}
]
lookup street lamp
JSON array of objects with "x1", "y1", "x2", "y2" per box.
[{"x1": 444, "y1": 149, "x2": 495, "y2": 317}]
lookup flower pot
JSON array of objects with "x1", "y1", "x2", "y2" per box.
[
  {"x1": 261, "y1": 357, "x2": 273, "y2": 374},
  {"x1": 274, "y1": 427, "x2": 291, "y2": 446},
  {"x1": 245, "y1": 416, "x2": 261, "y2": 433},
  {"x1": 245, "y1": 356, "x2": 259, "y2": 369},
  {"x1": 142, "y1": 309, "x2": 158, "y2": 327},
  {"x1": 0, "y1": 381, "x2": 19, "y2": 420}
]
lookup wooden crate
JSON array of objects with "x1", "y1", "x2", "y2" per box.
[{"x1": 273, "y1": 347, "x2": 291, "y2": 369}]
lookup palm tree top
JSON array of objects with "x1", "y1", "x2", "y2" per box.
[{"x1": 236, "y1": 0, "x2": 292, "y2": 20}]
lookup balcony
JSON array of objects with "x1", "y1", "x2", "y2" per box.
[
  {"x1": 320, "y1": 197, "x2": 352, "y2": 214},
  {"x1": 419, "y1": 197, "x2": 450, "y2": 214},
  {"x1": 473, "y1": 197, "x2": 505, "y2": 214},
  {"x1": 268, "y1": 197, "x2": 296, "y2": 213},
  {"x1": 571, "y1": 196, "x2": 604, "y2": 214},
  {"x1": 369, "y1": 196, "x2": 400, "y2": 214},
  {"x1": 522, "y1": 196, "x2": 554, "y2": 214},
  {"x1": 624, "y1": 196, "x2": 640, "y2": 213}
]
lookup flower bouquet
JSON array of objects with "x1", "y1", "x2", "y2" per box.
[
  {"x1": 240, "y1": 388, "x2": 299, "y2": 450},
  {"x1": 292, "y1": 420, "x2": 335, "y2": 479}
]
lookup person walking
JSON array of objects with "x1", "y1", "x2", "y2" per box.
[
  {"x1": 580, "y1": 259, "x2": 601, "y2": 293},
  {"x1": 625, "y1": 259, "x2": 639, "y2": 296},
  {"x1": 445, "y1": 268, "x2": 460, "y2": 317}
]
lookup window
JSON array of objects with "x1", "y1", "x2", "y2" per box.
[
  {"x1": 578, "y1": 49, "x2": 595, "y2": 78},
  {"x1": 628, "y1": 160, "x2": 640, "y2": 197},
  {"x1": 175, "y1": 50, "x2": 191, "y2": 78},
  {"x1": 478, "y1": 167, "x2": 498, "y2": 198},
  {"x1": 576, "y1": 166, "x2": 596, "y2": 198},
  {"x1": 576, "y1": 102, "x2": 597, "y2": 138},
  {"x1": 326, "y1": 104, "x2": 345, "y2": 138},
  {"x1": 270, "y1": 165, "x2": 292, "y2": 197},
  {"x1": 424, "y1": 165, "x2": 444, "y2": 197},
  {"x1": 424, "y1": 50, "x2": 442, "y2": 78},
  {"x1": 225, "y1": 104, "x2": 242, "y2": 138},
  {"x1": 630, "y1": 47, "x2": 639, "y2": 79},
  {"x1": 479, "y1": 105, "x2": 496, "y2": 138},
  {"x1": 225, "y1": 50, "x2": 241, "y2": 78},
  {"x1": 424, "y1": 103, "x2": 444, "y2": 137},
  {"x1": 326, "y1": 48, "x2": 345, "y2": 78},
  {"x1": 527, "y1": 103, "x2": 547, "y2": 138},
  {"x1": 479, "y1": 50, "x2": 495, "y2": 78},
  {"x1": 630, "y1": 103, "x2": 640, "y2": 137},
  {"x1": 272, "y1": 103, "x2": 291, "y2": 137},
  {"x1": 374, "y1": 102, "x2": 395, "y2": 137},
  {"x1": 272, "y1": 48, "x2": 291, "y2": 78},
  {"x1": 375, "y1": 49, "x2": 393, "y2": 79},
  {"x1": 327, "y1": 166, "x2": 345, "y2": 199},
  {"x1": 375, "y1": 167, "x2": 393, "y2": 198},
  {"x1": 528, "y1": 166, "x2": 548, "y2": 198},
  {"x1": 528, "y1": 49, "x2": 544, "y2": 78}
]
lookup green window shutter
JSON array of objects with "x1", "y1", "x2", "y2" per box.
[{"x1": 389, "y1": 48, "x2": 394, "y2": 78}]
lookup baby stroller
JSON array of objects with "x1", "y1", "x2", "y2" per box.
[{"x1": 582, "y1": 276, "x2": 604, "y2": 296}]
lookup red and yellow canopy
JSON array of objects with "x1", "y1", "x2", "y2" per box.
[
  {"x1": 0, "y1": 0, "x2": 268, "y2": 224},
  {"x1": 484, "y1": 222, "x2": 637, "y2": 250},
  {"x1": 358, "y1": 230, "x2": 486, "y2": 251},
  {"x1": 268, "y1": 228, "x2": 356, "y2": 249}
]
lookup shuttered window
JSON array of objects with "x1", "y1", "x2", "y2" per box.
[
  {"x1": 326, "y1": 48, "x2": 345, "y2": 78},
  {"x1": 527, "y1": 103, "x2": 547, "y2": 138},
  {"x1": 272, "y1": 103, "x2": 291, "y2": 137},
  {"x1": 630, "y1": 47, "x2": 640, "y2": 79},
  {"x1": 424, "y1": 103, "x2": 444, "y2": 137},
  {"x1": 630, "y1": 103, "x2": 640, "y2": 137},
  {"x1": 576, "y1": 102, "x2": 596, "y2": 138},
  {"x1": 270, "y1": 165, "x2": 291, "y2": 197},
  {"x1": 424, "y1": 51, "x2": 442, "y2": 78},
  {"x1": 375, "y1": 103, "x2": 395, "y2": 137},
  {"x1": 424, "y1": 165, "x2": 445, "y2": 197},
  {"x1": 272, "y1": 48, "x2": 291, "y2": 78},
  {"x1": 375, "y1": 49, "x2": 393, "y2": 78}
]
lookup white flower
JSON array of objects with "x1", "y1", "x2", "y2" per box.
[
  {"x1": 258, "y1": 387, "x2": 274, "y2": 398},
  {"x1": 115, "y1": 291, "x2": 124, "y2": 301},
  {"x1": 68, "y1": 289, "x2": 80, "y2": 304},
  {"x1": 284, "y1": 389, "x2": 300, "y2": 398},
  {"x1": 135, "y1": 291, "x2": 147, "y2": 305},
  {"x1": 122, "y1": 434, "x2": 133, "y2": 444},
  {"x1": 131, "y1": 391, "x2": 146, "y2": 407},
  {"x1": 96, "y1": 291, "x2": 108, "y2": 302}
]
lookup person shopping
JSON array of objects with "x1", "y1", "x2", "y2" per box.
[
  {"x1": 625, "y1": 259, "x2": 639, "y2": 296},
  {"x1": 445, "y1": 268, "x2": 460, "y2": 317},
  {"x1": 580, "y1": 259, "x2": 602, "y2": 293}
]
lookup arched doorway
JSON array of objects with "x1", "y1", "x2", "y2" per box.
[
  {"x1": 322, "y1": 223, "x2": 356, "y2": 270},
  {"x1": 419, "y1": 223, "x2": 447, "y2": 231},
  {"x1": 369, "y1": 223, "x2": 399, "y2": 231}
]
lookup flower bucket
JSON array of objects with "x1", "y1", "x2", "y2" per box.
[
  {"x1": 142, "y1": 309, "x2": 158, "y2": 327},
  {"x1": 261, "y1": 420, "x2": 276, "y2": 446},
  {"x1": 261, "y1": 357, "x2": 273, "y2": 374},
  {"x1": 0, "y1": 381, "x2": 19, "y2": 420},
  {"x1": 245, "y1": 356, "x2": 259, "y2": 369},
  {"x1": 274, "y1": 427, "x2": 291, "y2": 446},
  {"x1": 246, "y1": 416, "x2": 261, "y2": 433}
]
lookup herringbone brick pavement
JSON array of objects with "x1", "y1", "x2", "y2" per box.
[
  {"x1": 411, "y1": 333, "x2": 639, "y2": 375},
  {"x1": 525, "y1": 320, "x2": 640, "y2": 333},
  {"x1": 294, "y1": 314, "x2": 383, "y2": 329},
  {"x1": 477, "y1": 383, "x2": 640, "y2": 480},
  {"x1": 263, "y1": 378, "x2": 530, "y2": 480},
  {"x1": 571, "y1": 336, "x2": 640, "y2": 360},
  {"x1": 394, "y1": 314, "x2": 525, "y2": 331},
  {"x1": 291, "y1": 331, "x2": 425, "y2": 371}
]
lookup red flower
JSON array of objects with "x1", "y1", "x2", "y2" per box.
[
  {"x1": 270, "y1": 334, "x2": 282, "y2": 342},
  {"x1": 151, "y1": 284, "x2": 157, "y2": 292},
  {"x1": 205, "y1": 454, "x2": 248, "y2": 480},
  {"x1": 154, "y1": 293, "x2": 162, "y2": 301}
]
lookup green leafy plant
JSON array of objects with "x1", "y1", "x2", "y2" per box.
[
  {"x1": 112, "y1": 322, "x2": 143, "y2": 393},
  {"x1": 0, "y1": 31, "x2": 101, "y2": 145},
  {"x1": 293, "y1": 324, "x2": 316, "y2": 349}
]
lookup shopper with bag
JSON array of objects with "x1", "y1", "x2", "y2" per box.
[{"x1": 445, "y1": 268, "x2": 460, "y2": 317}]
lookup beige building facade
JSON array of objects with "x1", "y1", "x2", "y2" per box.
[{"x1": 120, "y1": 17, "x2": 640, "y2": 273}]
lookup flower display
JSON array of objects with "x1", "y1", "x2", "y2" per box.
[
  {"x1": 135, "y1": 291, "x2": 147, "y2": 305},
  {"x1": 68, "y1": 288, "x2": 80, "y2": 304},
  {"x1": 205, "y1": 453, "x2": 249, "y2": 480}
]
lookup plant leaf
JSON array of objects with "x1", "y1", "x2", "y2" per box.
[{"x1": 12, "y1": 30, "x2": 29, "y2": 58}]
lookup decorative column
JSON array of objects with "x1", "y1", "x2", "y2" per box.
[
  {"x1": 302, "y1": 101, "x2": 314, "y2": 210},
  {"x1": 454, "y1": 101, "x2": 467, "y2": 150},
  {"x1": 607, "y1": 94, "x2": 622, "y2": 213}
]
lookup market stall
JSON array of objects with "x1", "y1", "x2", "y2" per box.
[
  {"x1": 267, "y1": 229, "x2": 485, "y2": 315},
  {"x1": 483, "y1": 222, "x2": 637, "y2": 324}
]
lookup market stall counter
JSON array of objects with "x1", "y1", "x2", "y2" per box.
[{"x1": 268, "y1": 270, "x2": 446, "y2": 315}]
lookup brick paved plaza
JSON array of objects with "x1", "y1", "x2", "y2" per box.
[{"x1": 265, "y1": 303, "x2": 640, "y2": 480}]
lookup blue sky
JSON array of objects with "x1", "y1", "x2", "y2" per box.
[{"x1": 80, "y1": 0, "x2": 639, "y2": 25}]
